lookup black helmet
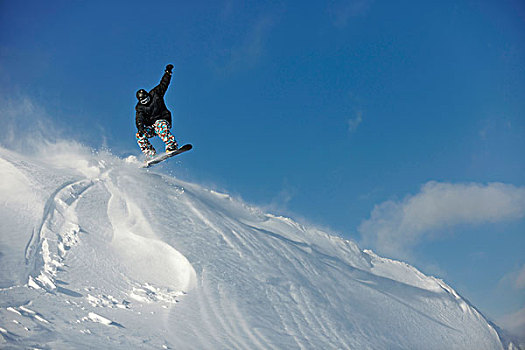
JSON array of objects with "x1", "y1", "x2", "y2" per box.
[{"x1": 136, "y1": 89, "x2": 151, "y2": 105}]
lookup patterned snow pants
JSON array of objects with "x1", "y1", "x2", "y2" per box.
[{"x1": 136, "y1": 119, "x2": 178, "y2": 157}]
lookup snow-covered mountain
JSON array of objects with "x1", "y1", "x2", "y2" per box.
[{"x1": 0, "y1": 143, "x2": 511, "y2": 349}]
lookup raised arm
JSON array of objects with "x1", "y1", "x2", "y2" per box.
[{"x1": 152, "y1": 64, "x2": 174, "y2": 97}]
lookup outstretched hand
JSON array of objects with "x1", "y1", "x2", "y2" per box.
[{"x1": 166, "y1": 64, "x2": 174, "y2": 73}]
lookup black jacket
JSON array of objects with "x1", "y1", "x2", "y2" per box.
[{"x1": 135, "y1": 71, "x2": 172, "y2": 131}]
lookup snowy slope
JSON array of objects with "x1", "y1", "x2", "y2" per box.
[{"x1": 0, "y1": 143, "x2": 508, "y2": 349}]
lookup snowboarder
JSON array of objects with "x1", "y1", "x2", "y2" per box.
[{"x1": 135, "y1": 64, "x2": 178, "y2": 158}]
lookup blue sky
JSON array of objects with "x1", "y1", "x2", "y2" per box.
[{"x1": 1, "y1": 0, "x2": 524, "y2": 337}]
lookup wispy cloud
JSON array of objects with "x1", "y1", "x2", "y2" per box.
[
  {"x1": 348, "y1": 111, "x2": 363, "y2": 133},
  {"x1": 358, "y1": 181, "x2": 525, "y2": 259},
  {"x1": 516, "y1": 267, "x2": 525, "y2": 290},
  {"x1": 500, "y1": 264, "x2": 525, "y2": 291},
  {"x1": 212, "y1": 11, "x2": 281, "y2": 74},
  {"x1": 231, "y1": 15, "x2": 276, "y2": 67},
  {"x1": 498, "y1": 307, "x2": 525, "y2": 342},
  {"x1": 327, "y1": 0, "x2": 374, "y2": 28},
  {"x1": 478, "y1": 118, "x2": 513, "y2": 141},
  {"x1": 496, "y1": 265, "x2": 525, "y2": 341}
]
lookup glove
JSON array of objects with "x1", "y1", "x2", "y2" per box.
[{"x1": 166, "y1": 64, "x2": 174, "y2": 74}]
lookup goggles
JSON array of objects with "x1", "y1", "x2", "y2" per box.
[{"x1": 140, "y1": 95, "x2": 151, "y2": 105}]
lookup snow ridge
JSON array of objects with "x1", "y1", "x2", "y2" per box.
[{"x1": 0, "y1": 144, "x2": 511, "y2": 349}]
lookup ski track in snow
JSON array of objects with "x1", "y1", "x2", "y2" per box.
[
  {"x1": 25, "y1": 178, "x2": 96, "y2": 292},
  {"x1": 0, "y1": 149, "x2": 197, "y2": 348},
  {"x1": 0, "y1": 146, "x2": 513, "y2": 349},
  {"x1": 19, "y1": 162, "x2": 195, "y2": 298}
]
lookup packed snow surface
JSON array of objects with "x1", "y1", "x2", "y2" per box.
[{"x1": 0, "y1": 144, "x2": 507, "y2": 349}]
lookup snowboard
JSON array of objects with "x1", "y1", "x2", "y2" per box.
[{"x1": 141, "y1": 144, "x2": 192, "y2": 168}]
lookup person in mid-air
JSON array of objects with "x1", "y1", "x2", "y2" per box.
[{"x1": 135, "y1": 64, "x2": 178, "y2": 158}]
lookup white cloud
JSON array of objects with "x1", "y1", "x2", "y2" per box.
[{"x1": 359, "y1": 181, "x2": 525, "y2": 259}]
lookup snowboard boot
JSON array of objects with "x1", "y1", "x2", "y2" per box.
[
  {"x1": 166, "y1": 143, "x2": 179, "y2": 153},
  {"x1": 144, "y1": 148, "x2": 157, "y2": 159}
]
